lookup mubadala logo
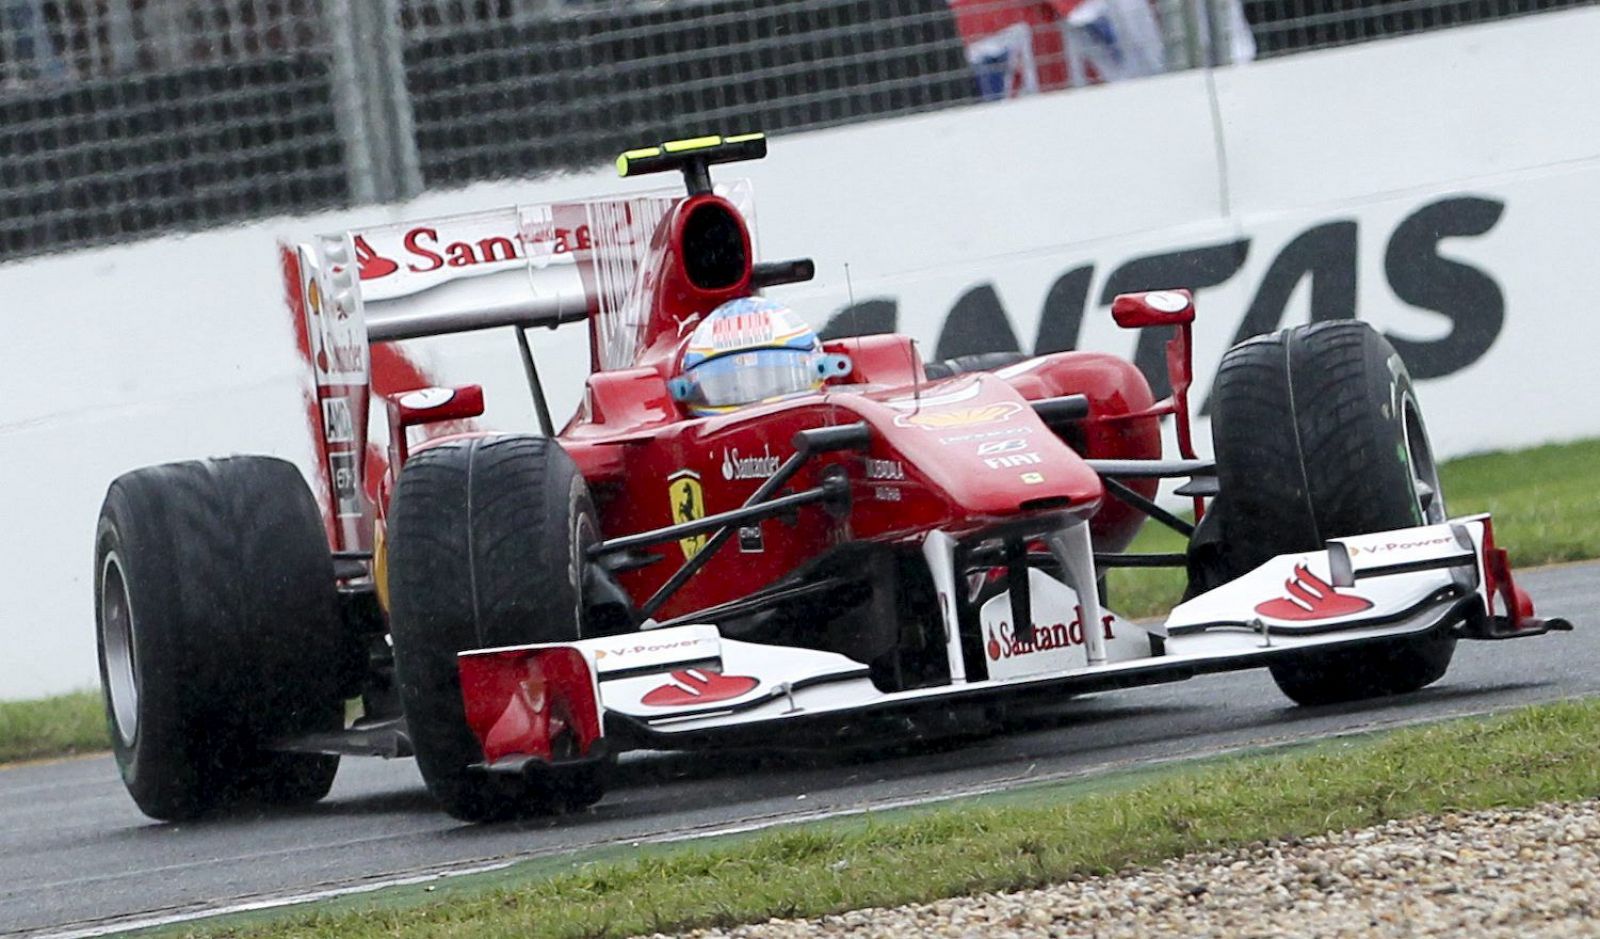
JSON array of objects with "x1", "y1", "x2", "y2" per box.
[
  {"x1": 864, "y1": 457, "x2": 907, "y2": 480},
  {"x1": 722, "y1": 444, "x2": 782, "y2": 480}
]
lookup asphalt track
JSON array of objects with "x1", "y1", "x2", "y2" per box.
[{"x1": 2, "y1": 562, "x2": 1593, "y2": 937}]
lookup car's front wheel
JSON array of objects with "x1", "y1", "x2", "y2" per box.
[
  {"x1": 1207, "y1": 320, "x2": 1455, "y2": 706},
  {"x1": 387, "y1": 435, "x2": 606, "y2": 822}
]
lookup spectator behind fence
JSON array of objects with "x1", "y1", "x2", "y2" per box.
[
  {"x1": 2, "y1": 0, "x2": 71, "y2": 87},
  {"x1": 1061, "y1": 0, "x2": 1166, "y2": 86},
  {"x1": 3, "y1": 0, "x2": 321, "y2": 89},
  {"x1": 950, "y1": 0, "x2": 1254, "y2": 100}
]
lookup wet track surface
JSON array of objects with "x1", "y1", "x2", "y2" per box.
[{"x1": 2, "y1": 562, "x2": 1593, "y2": 936}]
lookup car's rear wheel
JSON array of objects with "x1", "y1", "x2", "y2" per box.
[
  {"x1": 95, "y1": 457, "x2": 343, "y2": 820},
  {"x1": 387, "y1": 435, "x2": 605, "y2": 822},
  {"x1": 1208, "y1": 320, "x2": 1455, "y2": 706}
]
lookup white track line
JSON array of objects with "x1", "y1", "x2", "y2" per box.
[
  {"x1": 18, "y1": 703, "x2": 1528, "y2": 939},
  {"x1": 20, "y1": 860, "x2": 520, "y2": 939}
]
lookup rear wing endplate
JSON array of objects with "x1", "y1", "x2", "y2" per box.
[{"x1": 286, "y1": 183, "x2": 755, "y2": 552}]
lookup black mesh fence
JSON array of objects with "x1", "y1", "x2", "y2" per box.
[
  {"x1": 0, "y1": 55, "x2": 347, "y2": 260},
  {"x1": 1, "y1": 0, "x2": 1595, "y2": 263},
  {"x1": 402, "y1": 0, "x2": 977, "y2": 188},
  {"x1": 1244, "y1": 0, "x2": 1595, "y2": 56}
]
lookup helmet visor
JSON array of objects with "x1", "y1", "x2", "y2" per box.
[{"x1": 688, "y1": 348, "x2": 820, "y2": 408}]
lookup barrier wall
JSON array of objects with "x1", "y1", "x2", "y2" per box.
[{"x1": 3, "y1": 9, "x2": 1597, "y2": 699}]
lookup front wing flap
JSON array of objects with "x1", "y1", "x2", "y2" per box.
[{"x1": 456, "y1": 514, "x2": 1566, "y2": 767}]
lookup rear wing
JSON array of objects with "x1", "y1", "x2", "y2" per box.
[
  {"x1": 297, "y1": 187, "x2": 686, "y2": 345},
  {"x1": 284, "y1": 183, "x2": 756, "y2": 552}
]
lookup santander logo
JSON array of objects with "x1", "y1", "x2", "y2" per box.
[
  {"x1": 353, "y1": 227, "x2": 569, "y2": 281},
  {"x1": 354, "y1": 235, "x2": 399, "y2": 279},
  {"x1": 1253, "y1": 564, "x2": 1374, "y2": 621},
  {"x1": 986, "y1": 607, "x2": 1114, "y2": 661},
  {"x1": 641, "y1": 669, "x2": 760, "y2": 708},
  {"x1": 721, "y1": 444, "x2": 781, "y2": 481}
]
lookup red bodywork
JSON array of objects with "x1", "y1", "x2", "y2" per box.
[
  {"x1": 291, "y1": 189, "x2": 1179, "y2": 622},
  {"x1": 256, "y1": 142, "x2": 1563, "y2": 815},
  {"x1": 278, "y1": 183, "x2": 1190, "y2": 623}
]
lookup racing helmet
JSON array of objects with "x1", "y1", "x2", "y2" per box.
[{"x1": 669, "y1": 297, "x2": 849, "y2": 416}]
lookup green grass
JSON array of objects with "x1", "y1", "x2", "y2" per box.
[
  {"x1": 1108, "y1": 524, "x2": 1190, "y2": 619},
  {"x1": 0, "y1": 689, "x2": 106, "y2": 764},
  {"x1": 1436, "y1": 439, "x2": 1600, "y2": 566},
  {"x1": 169, "y1": 698, "x2": 1600, "y2": 939},
  {"x1": 4, "y1": 439, "x2": 1596, "y2": 766},
  {"x1": 1109, "y1": 437, "x2": 1600, "y2": 619}
]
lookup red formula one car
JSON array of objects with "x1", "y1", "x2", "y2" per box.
[{"x1": 94, "y1": 134, "x2": 1570, "y2": 822}]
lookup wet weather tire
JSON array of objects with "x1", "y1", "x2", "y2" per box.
[
  {"x1": 95, "y1": 457, "x2": 343, "y2": 821},
  {"x1": 387, "y1": 436, "x2": 605, "y2": 822},
  {"x1": 1209, "y1": 320, "x2": 1454, "y2": 706}
]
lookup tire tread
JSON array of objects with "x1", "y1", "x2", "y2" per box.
[
  {"x1": 1208, "y1": 321, "x2": 1455, "y2": 706},
  {"x1": 388, "y1": 436, "x2": 602, "y2": 822}
]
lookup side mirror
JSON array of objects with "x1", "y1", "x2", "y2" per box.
[
  {"x1": 391, "y1": 385, "x2": 485, "y2": 428},
  {"x1": 1111, "y1": 289, "x2": 1195, "y2": 329},
  {"x1": 1108, "y1": 289, "x2": 1202, "y2": 481},
  {"x1": 750, "y1": 257, "x2": 816, "y2": 290},
  {"x1": 794, "y1": 421, "x2": 871, "y2": 454}
]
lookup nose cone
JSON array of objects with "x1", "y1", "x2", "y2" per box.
[{"x1": 851, "y1": 375, "x2": 1103, "y2": 523}]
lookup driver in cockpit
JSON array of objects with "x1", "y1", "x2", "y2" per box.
[{"x1": 668, "y1": 296, "x2": 849, "y2": 416}]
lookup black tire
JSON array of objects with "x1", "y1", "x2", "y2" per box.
[
  {"x1": 95, "y1": 457, "x2": 343, "y2": 821},
  {"x1": 922, "y1": 351, "x2": 1030, "y2": 380},
  {"x1": 1209, "y1": 320, "x2": 1454, "y2": 706},
  {"x1": 387, "y1": 435, "x2": 605, "y2": 822}
]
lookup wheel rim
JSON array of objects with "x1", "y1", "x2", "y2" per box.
[
  {"x1": 101, "y1": 553, "x2": 140, "y2": 748},
  {"x1": 572, "y1": 510, "x2": 597, "y2": 639},
  {"x1": 1401, "y1": 395, "x2": 1445, "y2": 524}
]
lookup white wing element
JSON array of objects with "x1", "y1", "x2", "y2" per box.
[
  {"x1": 1168, "y1": 518, "x2": 1486, "y2": 633},
  {"x1": 977, "y1": 568, "x2": 1157, "y2": 681},
  {"x1": 454, "y1": 516, "x2": 1527, "y2": 760},
  {"x1": 291, "y1": 181, "x2": 755, "y2": 347}
]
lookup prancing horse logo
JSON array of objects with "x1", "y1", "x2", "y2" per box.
[{"x1": 668, "y1": 469, "x2": 707, "y2": 560}]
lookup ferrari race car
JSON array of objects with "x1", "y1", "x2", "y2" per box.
[{"x1": 94, "y1": 134, "x2": 1570, "y2": 822}]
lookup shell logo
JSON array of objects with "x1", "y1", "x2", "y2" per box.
[{"x1": 894, "y1": 402, "x2": 1022, "y2": 429}]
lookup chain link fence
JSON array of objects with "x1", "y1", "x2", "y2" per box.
[
  {"x1": 1241, "y1": 0, "x2": 1587, "y2": 55},
  {"x1": 403, "y1": 0, "x2": 974, "y2": 188},
  {"x1": 1, "y1": 0, "x2": 1593, "y2": 262},
  {"x1": 0, "y1": 1, "x2": 351, "y2": 259}
]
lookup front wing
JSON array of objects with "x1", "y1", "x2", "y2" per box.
[{"x1": 456, "y1": 515, "x2": 1568, "y2": 772}]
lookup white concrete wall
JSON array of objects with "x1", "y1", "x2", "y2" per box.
[{"x1": 3, "y1": 9, "x2": 1598, "y2": 698}]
